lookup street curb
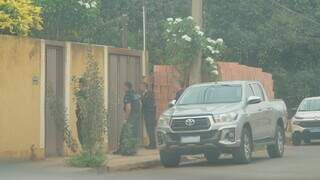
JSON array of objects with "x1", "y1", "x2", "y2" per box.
[
  {"x1": 104, "y1": 159, "x2": 161, "y2": 172},
  {"x1": 99, "y1": 155, "x2": 200, "y2": 172}
]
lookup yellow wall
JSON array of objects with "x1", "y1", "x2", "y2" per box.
[
  {"x1": 0, "y1": 35, "x2": 43, "y2": 160},
  {"x1": 0, "y1": 35, "x2": 145, "y2": 159},
  {"x1": 0, "y1": 35, "x2": 107, "y2": 159},
  {"x1": 68, "y1": 44, "x2": 105, "y2": 151}
]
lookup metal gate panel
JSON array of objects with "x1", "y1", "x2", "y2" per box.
[
  {"x1": 108, "y1": 55, "x2": 119, "y2": 151},
  {"x1": 117, "y1": 55, "x2": 128, "y2": 127},
  {"x1": 107, "y1": 52, "x2": 143, "y2": 152}
]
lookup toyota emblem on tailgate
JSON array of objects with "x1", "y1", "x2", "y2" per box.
[{"x1": 185, "y1": 119, "x2": 196, "y2": 126}]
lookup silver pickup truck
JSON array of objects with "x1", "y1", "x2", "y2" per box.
[{"x1": 157, "y1": 81, "x2": 287, "y2": 167}]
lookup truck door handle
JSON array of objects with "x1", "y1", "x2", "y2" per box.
[{"x1": 258, "y1": 109, "x2": 262, "y2": 112}]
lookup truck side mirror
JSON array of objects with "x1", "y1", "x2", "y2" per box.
[
  {"x1": 247, "y1": 96, "x2": 262, "y2": 105},
  {"x1": 291, "y1": 107, "x2": 298, "y2": 112},
  {"x1": 168, "y1": 100, "x2": 176, "y2": 108}
]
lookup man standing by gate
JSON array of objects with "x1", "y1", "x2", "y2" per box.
[
  {"x1": 141, "y1": 82, "x2": 157, "y2": 149},
  {"x1": 116, "y1": 81, "x2": 141, "y2": 155}
]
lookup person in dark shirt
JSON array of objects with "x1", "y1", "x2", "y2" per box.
[
  {"x1": 175, "y1": 80, "x2": 187, "y2": 101},
  {"x1": 140, "y1": 82, "x2": 157, "y2": 149},
  {"x1": 114, "y1": 81, "x2": 141, "y2": 155},
  {"x1": 123, "y1": 81, "x2": 141, "y2": 140},
  {"x1": 175, "y1": 88, "x2": 185, "y2": 101}
]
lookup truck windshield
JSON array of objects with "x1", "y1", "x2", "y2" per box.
[
  {"x1": 299, "y1": 99, "x2": 320, "y2": 111},
  {"x1": 177, "y1": 84, "x2": 242, "y2": 105}
]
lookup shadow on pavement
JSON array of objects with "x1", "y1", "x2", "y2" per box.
[{"x1": 178, "y1": 155, "x2": 270, "y2": 168}]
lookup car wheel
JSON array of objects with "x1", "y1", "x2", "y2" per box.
[
  {"x1": 267, "y1": 125, "x2": 285, "y2": 158},
  {"x1": 292, "y1": 132, "x2": 301, "y2": 146},
  {"x1": 232, "y1": 127, "x2": 252, "y2": 164},
  {"x1": 304, "y1": 138, "x2": 311, "y2": 144},
  {"x1": 159, "y1": 150, "x2": 180, "y2": 167},
  {"x1": 204, "y1": 151, "x2": 220, "y2": 163}
]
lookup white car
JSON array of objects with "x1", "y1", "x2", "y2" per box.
[{"x1": 292, "y1": 97, "x2": 320, "y2": 145}]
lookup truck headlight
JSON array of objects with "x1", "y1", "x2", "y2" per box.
[
  {"x1": 292, "y1": 116, "x2": 303, "y2": 125},
  {"x1": 159, "y1": 115, "x2": 171, "y2": 127},
  {"x1": 292, "y1": 121, "x2": 301, "y2": 125},
  {"x1": 214, "y1": 112, "x2": 238, "y2": 123}
]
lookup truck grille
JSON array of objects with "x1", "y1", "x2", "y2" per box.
[
  {"x1": 171, "y1": 117, "x2": 211, "y2": 131},
  {"x1": 167, "y1": 130, "x2": 219, "y2": 141},
  {"x1": 299, "y1": 120, "x2": 320, "y2": 128}
]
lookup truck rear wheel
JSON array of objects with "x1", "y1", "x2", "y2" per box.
[
  {"x1": 232, "y1": 127, "x2": 252, "y2": 164},
  {"x1": 160, "y1": 150, "x2": 180, "y2": 167},
  {"x1": 267, "y1": 125, "x2": 285, "y2": 158}
]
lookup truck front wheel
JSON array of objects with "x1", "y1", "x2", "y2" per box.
[
  {"x1": 267, "y1": 125, "x2": 285, "y2": 158},
  {"x1": 292, "y1": 132, "x2": 302, "y2": 146},
  {"x1": 160, "y1": 150, "x2": 180, "y2": 167},
  {"x1": 204, "y1": 150, "x2": 220, "y2": 163},
  {"x1": 232, "y1": 127, "x2": 252, "y2": 164}
]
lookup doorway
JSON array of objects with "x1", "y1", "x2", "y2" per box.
[{"x1": 45, "y1": 45, "x2": 65, "y2": 157}]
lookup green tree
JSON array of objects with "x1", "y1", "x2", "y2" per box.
[
  {"x1": 33, "y1": 0, "x2": 191, "y2": 65},
  {"x1": 164, "y1": 17, "x2": 223, "y2": 84},
  {"x1": 32, "y1": 0, "x2": 102, "y2": 42},
  {"x1": 0, "y1": 0, "x2": 42, "y2": 35},
  {"x1": 32, "y1": 0, "x2": 320, "y2": 110},
  {"x1": 203, "y1": 0, "x2": 320, "y2": 110}
]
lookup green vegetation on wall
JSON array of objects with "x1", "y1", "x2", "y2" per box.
[{"x1": 71, "y1": 52, "x2": 107, "y2": 167}]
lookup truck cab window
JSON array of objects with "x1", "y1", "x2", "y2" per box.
[
  {"x1": 252, "y1": 83, "x2": 265, "y2": 101},
  {"x1": 246, "y1": 84, "x2": 255, "y2": 98}
]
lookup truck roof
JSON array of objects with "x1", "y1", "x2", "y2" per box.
[
  {"x1": 303, "y1": 96, "x2": 320, "y2": 100},
  {"x1": 189, "y1": 80, "x2": 260, "y2": 87}
]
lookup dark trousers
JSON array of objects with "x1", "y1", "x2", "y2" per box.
[
  {"x1": 143, "y1": 110, "x2": 157, "y2": 147},
  {"x1": 119, "y1": 112, "x2": 140, "y2": 155},
  {"x1": 129, "y1": 112, "x2": 141, "y2": 140}
]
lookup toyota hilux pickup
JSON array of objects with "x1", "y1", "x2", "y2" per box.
[
  {"x1": 291, "y1": 97, "x2": 320, "y2": 145},
  {"x1": 157, "y1": 81, "x2": 287, "y2": 167}
]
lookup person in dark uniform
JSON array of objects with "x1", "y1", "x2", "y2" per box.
[
  {"x1": 175, "y1": 81, "x2": 186, "y2": 101},
  {"x1": 115, "y1": 81, "x2": 141, "y2": 155},
  {"x1": 123, "y1": 81, "x2": 141, "y2": 138},
  {"x1": 140, "y1": 82, "x2": 157, "y2": 149},
  {"x1": 175, "y1": 88, "x2": 185, "y2": 101}
]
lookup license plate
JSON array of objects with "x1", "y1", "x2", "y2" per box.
[
  {"x1": 181, "y1": 136, "x2": 200, "y2": 143},
  {"x1": 310, "y1": 128, "x2": 320, "y2": 133}
]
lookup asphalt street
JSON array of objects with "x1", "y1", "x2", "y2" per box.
[{"x1": 1, "y1": 143, "x2": 320, "y2": 180}]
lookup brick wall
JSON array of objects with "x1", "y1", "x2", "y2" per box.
[{"x1": 152, "y1": 62, "x2": 274, "y2": 120}]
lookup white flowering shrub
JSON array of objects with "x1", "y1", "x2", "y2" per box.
[
  {"x1": 78, "y1": 0, "x2": 98, "y2": 9},
  {"x1": 164, "y1": 17, "x2": 224, "y2": 82}
]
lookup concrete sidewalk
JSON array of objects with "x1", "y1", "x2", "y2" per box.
[{"x1": 105, "y1": 149, "x2": 160, "y2": 172}]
